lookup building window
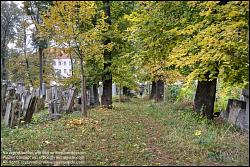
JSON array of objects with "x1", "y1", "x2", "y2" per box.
[
  {"x1": 64, "y1": 69, "x2": 66, "y2": 73},
  {"x1": 59, "y1": 61, "x2": 61, "y2": 66},
  {"x1": 64, "y1": 61, "x2": 66, "y2": 66},
  {"x1": 69, "y1": 61, "x2": 71, "y2": 66}
]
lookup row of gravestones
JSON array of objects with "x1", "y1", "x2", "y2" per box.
[
  {"x1": 1, "y1": 81, "x2": 77, "y2": 128},
  {"x1": 1, "y1": 82, "x2": 44, "y2": 128},
  {"x1": 45, "y1": 85, "x2": 76, "y2": 120},
  {"x1": 220, "y1": 89, "x2": 249, "y2": 132}
]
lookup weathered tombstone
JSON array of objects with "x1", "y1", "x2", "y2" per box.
[
  {"x1": 45, "y1": 88, "x2": 52, "y2": 108},
  {"x1": 57, "y1": 88, "x2": 63, "y2": 112},
  {"x1": 242, "y1": 89, "x2": 249, "y2": 130},
  {"x1": 23, "y1": 93, "x2": 31, "y2": 117},
  {"x1": 3, "y1": 87, "x2": 16, "y2": 117},
  {"x1": 64, "y1": 87, "x2": 76, "y2": 113},
  {"x1": 41, "y1": 82, "x2": 46, "y2": 98},
  {"x1": 224, "y1": 99, "x2": 247, "y2": 130},
  {"x1": 23, "y1": 96, "x2": 38, "y2": 123},
  {"x1": 51, "y1": 85, "x2": 58, "y2": 114},
  {"x1": 10, "y1": 100, "x2": 22, "y2": 128},
  {"x1": 4, "y1": 101, "x2": 12, "y2": 127},
  {"x1": 35, "y1": 97, "x2": 45, "y2": 112}
]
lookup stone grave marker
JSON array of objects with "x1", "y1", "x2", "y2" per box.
[
  {"x1": 4, "y1": 101, "x2": 12, "y2": 127},
  {"x1": 224, "y1": 99, "x2": 247, "y2": 131},
  {"x1": 23, "y1": 96, "x2": 37, "y2": 123},
  {"x1": 64, "y1": 87, "x2": 76, "y2": 113}
]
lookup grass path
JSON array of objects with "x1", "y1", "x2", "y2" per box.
[{"x1": 1, "y1": 99, "x2": 249, "y2": 166}]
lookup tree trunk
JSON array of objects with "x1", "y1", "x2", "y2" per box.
[
  {"x1": 70, "y1": 55, "x2": 74, "y2": 76},
  {"x1": 101, "y1": 1, "x2": 112, "y2": 109},
  {"x1": 119, "y1": 82, "x2": 122, "y2": 103},
  {"x1": 93, "y1": 83, "x2": 100, "y2": 106},
  {"x1": 24, "y1": 29, "x2": 33, "y2": 86},
  {"x1": 149, "y1": 81, "x2": 156, "y2": 99},
  {"x1": 194, "y1": 75, "x2": 217, "y2": 120},
  {"x1": 80, "y1": 57, "x2": 87, "y2": 117},
  {"x1": 39, "y1": 47, "x2": 43, "y2": 95},
  {"x1": 123, "y1": 86, "x2": 129, "y2": 96},
  {"x1": 155, "y1": 79, "x2": 164, "y2": 102},
  {"x1": 1, "y1": 41, "x2": 7, "y2": 81}
]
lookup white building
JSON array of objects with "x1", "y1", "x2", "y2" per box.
[
  {"x1": 53, "y1": 57, "x2": 73, "y2": 78},
  {"x1": 45, "y1": 48, "x2": 73, "y2": 78}
]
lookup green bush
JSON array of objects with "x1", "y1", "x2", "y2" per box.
[{"x1": 165, "y1": 84, "x2": 182, "y2": 102}]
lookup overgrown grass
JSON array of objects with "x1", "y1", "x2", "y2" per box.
[{"x1": 1, "y1": 99, "x2": 249, "y2": 166}]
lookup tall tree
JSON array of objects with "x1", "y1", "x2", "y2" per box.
[
  {"x1": 23, "y1": 1, "x2": 52, "y2": 94},
  {"x1": 1, "y1": 1, "x2": 21, "y2": 81},
  {"x1": 169, "y1": 1, "x2": 249, "y2": 119},
  {"x1": 101, "y1": 1, "x2": 113, "y2": 108},
  {"x1": 39, "y1": 1, "x2": 106, "y2": 116}
]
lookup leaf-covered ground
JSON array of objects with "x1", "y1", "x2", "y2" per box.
[{"x1": 1, "y1": 98, "x2": 249, "y2": 166}]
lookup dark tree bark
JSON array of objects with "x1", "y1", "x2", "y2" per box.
[
  {"x1": 101, "y1": 1, "x2": 112, "y2": 109},
  {"x1": 194, "y1": 73, "x2": 217, "y2": 120},
  {"x1": 1, "y1": 41, "x2": 7, "y2": 81},
  {"x1": 93, "y1": 83, "x2": 100, "y2": 106},
  {"x1": 155, "y1": 79, "x2": 164, "y2": 102},
  {"x1": 149, "y1": 81, "x2": 156, "y2": 99},
  {"x1": 123, "y1": 86, "x2": 129, "y2": 96}
]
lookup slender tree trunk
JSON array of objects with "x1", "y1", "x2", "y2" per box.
[
  {"x1": 80, "y1": 57, "x2": 87, "y2": 117},
  {"x1": 70, "y1": 55, "x2": 74, "y2": 76},
  {"x1": 68, "y1": 42, "x2": 74, "y2": 76},
  {"x1": 1, "y1": 41, "x2": 7, "y2": 81},
  {"x1": 149, "y1": 81, "x2": 156, "y2": 99},
  {"x1": 119, "y1": 82, "x2": 122, "y2": 103},
  {"x1": 101, "y1": 1, "x2": 112, "y2": 109},
  {"x1": 123, "y1": 86, "x2": 129, "y2": 96},
  {"x1": 39, "y1": 47, "x2": 43, "y2": 94},
  {"x1": 93, "y1": 83, "x2": 100, "y2": 106},
  {"x1": 155, "y1": 79, "x2": 164, "y2": 102},
  {"x1": 23, "y1": 28, "x2": 33, "y2": 86},
  {"x1": 194, "y1": 73, "x2": 217, "y2": 120}
]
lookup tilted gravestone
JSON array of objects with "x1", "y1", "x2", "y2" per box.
[
  {"x1": 22, "y1": 93, "x2": 31, "y2": 118},
  {"x1": 23, "y1": 96, "x2": 38, "y2": 123},
  {"x1": 64, "y1": 87, "x2": 76, "y2": 113},
  {"x1": 4, "y1": 100, "x2": 12, "y2": 127}
]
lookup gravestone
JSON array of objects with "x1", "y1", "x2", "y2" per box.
[
  {"x1": 41, "y1": 82, "x2": 46, "y2": 98},
  {"x1": 64, "y1": 87, "x2": 76, "y2": 113},
  {"x1": 46, "y1": 86, "x2": 62, "y2": 120},
  {"x1": 23, "y1": 93, "x2": 31, "y2": 118},
  {"x1": 45, "y1": 88, "x2": 52, "y2": 108},
  {"x1": 10, "y1": 100, "x2": 22, "y2": 128},
  {"x1": 4, "y1": 101, "x2": 12, "y2": 127},
  {"x1": 242, "y1": 89, "x2": 249, "y2": 130},
  {"x1": 224, "y1": 99, "x2": 247, "y2": 131},
  {"x1": 23, "y1": 96, "x2": 38, "y2": 123}
]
